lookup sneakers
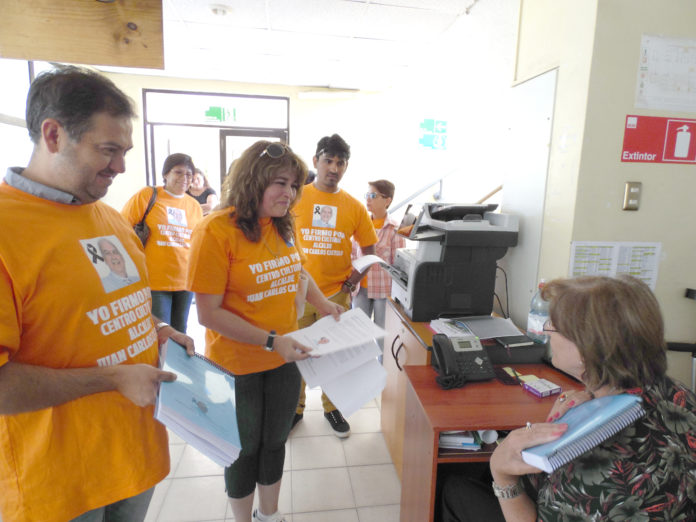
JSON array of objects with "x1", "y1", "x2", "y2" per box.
[
  {"x1": 324, "y1": 409, "x2": 350, "y2": 438},
  {"x1": 252, "y1": 508, "x2": 287, "y2": 522},
  {"x1": 290, "y1": 412, "x2": 303, "y2": 430}
]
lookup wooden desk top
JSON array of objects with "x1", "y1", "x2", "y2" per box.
[
  {"x1": 388, "y1": 299, "x2": 435, "y2": 349},
  {"x1": 404, "y1": 365, "x2": 584, "y2": 432}
]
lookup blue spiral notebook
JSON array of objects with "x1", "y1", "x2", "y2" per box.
[
  {"x1": 521, "y1": 393, "x2": 645, "y2": 473},
  {"x1": 155, "y1": 340, "x2": 241, "y2": 467}
]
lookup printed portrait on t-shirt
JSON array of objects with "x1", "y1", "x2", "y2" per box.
[
  {"x1": 312, "y1": 204, "x2": 336, "y2": 228},
  {"x1": 167, "y1": 206, "x2": 188, "y2": 227},
  {"x1": 80, "y1": 235, "x2": 141, "y2": 293}
]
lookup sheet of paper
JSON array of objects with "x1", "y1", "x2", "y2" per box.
[
  {"x1": 352, "y1": 254, "x2": 389, "y2": 273},
  {"x1": 287, "y1": 308, "x2": 386, "y2": 356},
  {"x1": 296, "y1": 340, "x2": 381, "y2": 388},
  {"x1": 635, "y1": 34, "x2": 696, "y2": 113},
  {"x1": 569, "y1": 241, "x2": 661, "y2": 290},
  {"x1": 458, "y1": 316, "x2": 522, "y2": 339},
  {"x1": 321, "y1": 359, "x2": 387, "y2": 418}
]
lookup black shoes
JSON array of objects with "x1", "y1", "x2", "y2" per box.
[{"x1": 324, "y1": 409, "x2": 350, "y2": 438}]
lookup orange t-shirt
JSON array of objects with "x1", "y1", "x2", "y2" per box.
[
  {"x1": 294, "y1": 184, "x2": 377, "y2": 296},
  {"x1": 122, "y1": 186, "x2": 203, "y2": 291},
  {"x1": 0, "y1": 183, "x2": 169, "y2": 522},
  {"x1": 187, "y1": 209, "x2": 305, "y2": 375}
]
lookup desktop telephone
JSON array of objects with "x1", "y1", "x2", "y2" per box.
[{"x1": 431, "y1": 333, "x2": 496, "y2": 389}]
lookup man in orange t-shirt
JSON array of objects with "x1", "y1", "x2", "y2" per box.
[
  {"x1": 0, "y1": 67, "x2": 193, "y2": 522},
  {"x1": 292, "y1": 133, "x2": 377, "y2": 437}
]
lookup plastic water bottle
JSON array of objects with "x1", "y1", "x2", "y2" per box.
[{"x1": 526, "y1": 279, "x2": 549, "y2": 344}]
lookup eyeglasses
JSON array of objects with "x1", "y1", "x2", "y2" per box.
[
  {"x1": 259, "y1": 143, "x2": 289, "y2": 159},
  {"x1": 542, "y1": 319, "x2": 558, "y2": 333},
  {"x1": 365, "y1": 192, "x2": 386, "y2": 200}
]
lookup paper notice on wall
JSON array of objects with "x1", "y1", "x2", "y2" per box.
[
  {"x1": 569, "y1": 242, "x2": 661, "y2": 290},
  {"x1": 635, "y1": 34, "x2": 696, "y2": 113}
]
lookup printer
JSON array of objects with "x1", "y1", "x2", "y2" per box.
[{"x1": 389, "y1": 203, "x2": 518, "y2": 322}]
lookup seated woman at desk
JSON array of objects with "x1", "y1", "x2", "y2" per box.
[{"x1": 442, "y1": 275, "x2": 696, "y2": 522}]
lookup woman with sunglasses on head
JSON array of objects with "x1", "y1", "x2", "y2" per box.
[
  {"x1": 441, "y1": 275, "x2": 696, "y2": 521},
  {"x1": 351, "y1": 180, "x2": 405, "y2": 357},
  {"x1": 187, "y1": 141, "x2": 342, "y2": 522},
  {"x1": 122, "y1": 153, "x2": 203, "y2": 333}
]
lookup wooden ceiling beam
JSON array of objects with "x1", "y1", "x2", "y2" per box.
[{"x1": 0, "y1": 0, "x2": 164, "y2": 69}]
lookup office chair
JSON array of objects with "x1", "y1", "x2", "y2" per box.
[{"x1": 666, "y1": 342, "x2": 696, "y2": 392}]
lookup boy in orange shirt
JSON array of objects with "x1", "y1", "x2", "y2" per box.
[{"x1": 0, "y1": 67, "x2": 193, "y2": 522}]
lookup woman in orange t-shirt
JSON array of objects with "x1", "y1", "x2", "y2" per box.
[
  {"x1": 187, "y1": 141, "x2": 342, "y2": 522},
  {"x1": 122, "y1": 153, "x2": 203, "y2": 333}
]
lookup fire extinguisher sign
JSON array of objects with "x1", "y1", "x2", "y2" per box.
[{"x1": 621, "y1": 115, "x2": 696, "y2": 164}]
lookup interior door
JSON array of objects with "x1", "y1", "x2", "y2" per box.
[{"x1": 219, "y1": 129, "x2": 288, "y2": 189}]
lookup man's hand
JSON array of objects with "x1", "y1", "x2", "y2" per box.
[
  {"x1": 273, "y1": 336, "x2": 313, "y2": 362},
  {"x1": 157, "y1": 324, "x2": 195, "y2": 356},
  {"x1": 112, "y1": 364, "x2": 177, "y2": 407}
]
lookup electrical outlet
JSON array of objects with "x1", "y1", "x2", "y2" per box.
[{"x1": 623, "y1": 182, "x2": 642, "y2": 211}]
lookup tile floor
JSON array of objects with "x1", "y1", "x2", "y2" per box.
[
  {"x1": 142, "y1": 307, "x2": 401, "y2": 521},
  {"x1": 145, "y1": 389, "x2": 401, "y2": 522}
]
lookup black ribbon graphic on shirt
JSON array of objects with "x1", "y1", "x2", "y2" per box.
[{"x1": 86, "y1": 243, "x2": 104, "y2": 264}]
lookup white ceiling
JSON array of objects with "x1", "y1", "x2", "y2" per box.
[{"x1": 138, "y1": 0, "x2": 477, "y2": 91}]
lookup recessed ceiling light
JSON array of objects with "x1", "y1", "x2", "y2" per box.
[{"x1": 210, "y1": 4, "x2": 230, "y2": 16}]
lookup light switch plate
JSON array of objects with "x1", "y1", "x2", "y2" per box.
[{"x1": 623, "y1": 182, "x2": 642, "y2": 211}]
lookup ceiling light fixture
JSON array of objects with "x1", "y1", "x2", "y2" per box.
[{"x1": 210, "y1": 4, "x2": 230, "y2": 16}]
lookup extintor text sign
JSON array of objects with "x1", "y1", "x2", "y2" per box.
[{"x1": 621, "y1": 115, "x2": 696, "y2": 164}]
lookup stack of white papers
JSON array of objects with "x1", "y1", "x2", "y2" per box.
[
  {"x1": 156, "y1": 340, "x2": 241, "y2": 467},
  {"x1": 430, "y1": 318, "x2": 475, "y2": 337},
  {"x1": 290, "y1": 309, "x2": 387, "y2": 418},
  {"x1": 287, "y1": 308, "x2": 386, "y2": 356},
  {"x1": 438, "y1": 431, "x2": 481, "y2": 450},
  {"x1": 431, "y1": 316, "x2": 522, "y2": 339}
]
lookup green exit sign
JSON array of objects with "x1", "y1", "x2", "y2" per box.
[
  {"x1": 205, "y1": 106, "x2": 237, "y2": 122},
  {"x1": 419, "y1": 118, "x2": 447, "y2": 150}
]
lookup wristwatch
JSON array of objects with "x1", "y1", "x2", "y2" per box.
[
  {"x1": 264, "y1": 330, "x2": 277, "y2": 352},
  {"x1": 492, "y1": 480, "x2": 522, "y2": 499},
  {"x1": 342, "y1": 279, "x2": 356, "y2": 292},
  {"x1": 155, "y1": 322, "x2": 169, "y2": 332}
]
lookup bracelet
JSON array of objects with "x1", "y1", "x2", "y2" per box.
[
  {"x1": 492, "y1": 480, "x2": 522, "y2": 499},
  {"x1": 155, "y1": 321, "x2": 169, "y2": 332},
  {"x1": 343, "y1": 280, "x2": 356, "y2": 291}
]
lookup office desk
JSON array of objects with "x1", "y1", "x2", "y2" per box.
[
  {"x1": 401, "y1": 365, "x2": 583, "y2": 522},
  {"x1": 381, "y1": 300, "x2": 433, "y2": 478}
]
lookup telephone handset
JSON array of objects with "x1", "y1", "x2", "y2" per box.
[{"x1": 431, "y1": 333, "x2": 496, "y2": 389}]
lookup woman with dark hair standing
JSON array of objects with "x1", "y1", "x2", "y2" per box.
[
  {"x1": 187, "y1": 168, "x2": 218, "y2": 215},
  {"x1": 441, "y1": 275, "x2": 696, "y2": 521},
  {"x1": 122, "y1": 153, "x2": 203, "y2": 332},
  {"x1": 187, "y1": 141, "x2": 342, "y2": 522}
]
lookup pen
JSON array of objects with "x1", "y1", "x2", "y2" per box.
[{"x1": 511, "y1": 368, "x2": 523, "y2": 385}]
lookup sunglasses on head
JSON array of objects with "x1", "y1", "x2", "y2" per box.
[{"x1": 259, "y1": 142, "x2": 289, "y2": 159}]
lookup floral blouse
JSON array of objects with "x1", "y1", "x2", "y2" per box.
[{"x1": 526, "y1": 375, "x2": 696, "y2": 521}]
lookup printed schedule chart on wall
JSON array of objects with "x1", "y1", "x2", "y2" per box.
[{"x1": 569, "y1": 242, "x2": 661, "y2": 290}]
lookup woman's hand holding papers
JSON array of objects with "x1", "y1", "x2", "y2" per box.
[
  {"x1": 274, "y1": 336, "x2": 313, "y2": 362},
  {"x1": 316, "y1": 298, "x2": 344, "y2": 321},
  {"x1": 544, "y1": 389, "x2": 594, "y2": 422},
  {"x1": 490, "y1": 423, "x2": 569, "y2": 479}
]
